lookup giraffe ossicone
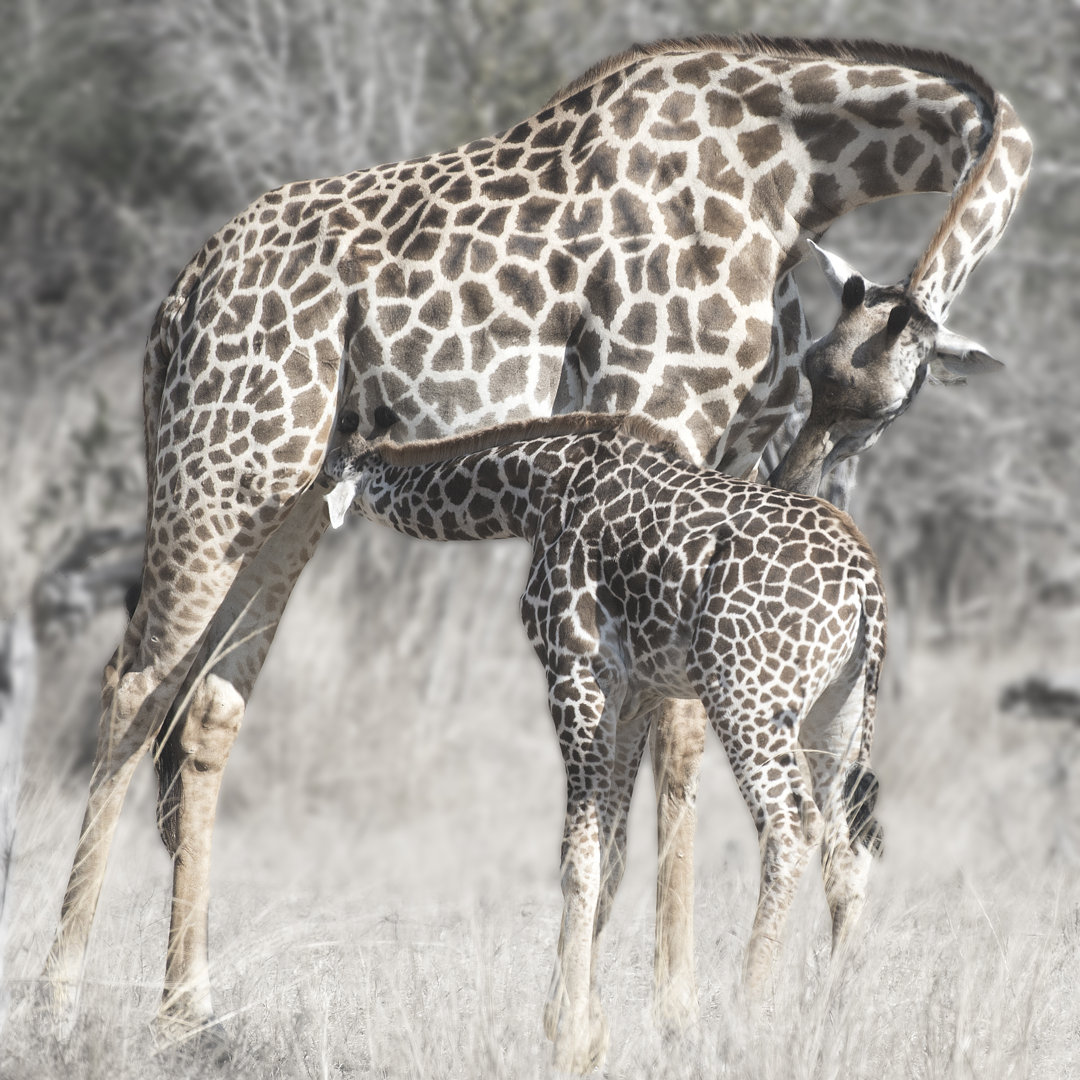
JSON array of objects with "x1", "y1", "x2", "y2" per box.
[
  {"x1": 810, "y1": 239, "x2": 999, "y2": 375},
  {"x1": 42, "y1": 32, "x2": 1031, "y2": 1044},
  {"x1": 326, "y1": 411, "x2": 887, "y2": 1071}
]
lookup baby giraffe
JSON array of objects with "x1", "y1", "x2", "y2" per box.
[{"x1": 324, "y1": 410, "x2": 885, "y2": 1073}]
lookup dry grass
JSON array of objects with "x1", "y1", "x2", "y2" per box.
[
  {"x1": 1, "y1": 0, "x2": 1075, "y2": 1073},
  {"x1": 4, "y1": 530, "x2": 1080, "y2": 1077}
]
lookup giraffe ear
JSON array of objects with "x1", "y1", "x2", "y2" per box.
[
  {"x1": 807, "y1": 240, "x2": 864, "y2": 303},
  {"x1": 930, "y1": 327, "x2": 1002, "y2": 383},
  {"x1": 326, "y1": 479, "x2": 357, "y2": 529}
]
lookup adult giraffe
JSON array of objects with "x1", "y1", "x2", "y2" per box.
[{"x1": 44, "y1": 34, "x2": 1030, "y2": 1040}]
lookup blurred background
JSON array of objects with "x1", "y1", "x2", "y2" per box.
[{"x1": 2, "y1": 0, "x2": 1079, "y2": 1074}]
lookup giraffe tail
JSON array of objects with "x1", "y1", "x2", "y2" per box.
[
  {"x1": 842, "y1": 762, "x2": 883, "y2": 858},
  {"x1": 152, "y1": 707, "x2": 185, "y2": 855}
]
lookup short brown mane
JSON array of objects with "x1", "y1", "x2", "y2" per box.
[
  {"x1": 375, "y1": 412, "x2": 684, "y2": 467},
  {"x1": 546, "y1": 33, "x2": 997, "y2": 113}
]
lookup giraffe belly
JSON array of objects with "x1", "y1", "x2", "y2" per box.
[
  {"x1": 622, "y1": 674, "x2": 699, "y2": 722},
  {"x1": 620, "y1": 628, "x2": 700, "y2": 714}
]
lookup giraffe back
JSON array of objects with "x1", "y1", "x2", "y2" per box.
[{"x1": 364, "y1": 420, "x2": 890, "y2": 715}]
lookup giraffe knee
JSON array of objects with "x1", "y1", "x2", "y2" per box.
[
  {"x1": 101, "y1": 669, "x2": 159, "y2": 751},
  {"x1": 796, "y1": 790, "x2": 824, "y2": 849},
  {"x1": 184, "y1": 674, "x2": 245, "y2": 775}
]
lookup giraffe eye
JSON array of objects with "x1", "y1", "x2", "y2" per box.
[
  {"x1": 886, "y1": 304, "x2": 912, "y2": 338},
  {"x1": 841, "y1": 275, "x2": 865, "y2": 309},
  {"x1": 337, "y1": 410, "x2": 360, "y2": 434}
]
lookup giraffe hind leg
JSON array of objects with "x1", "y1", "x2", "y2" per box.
[
  {"x1": 691, "y1": 665, "x2": 820, "y2": 998},
  {"x1": 45, "y1": 467, "x2": 325, "y2": 1030},
  {"x1": 728, "y1": 711, "x2": 819, "y2": 998},
  {"x1": 43, "y1": 543, "x2": 252, "y2": 1019},
  {"x1": 799, "y1": 657, "x2": 880, "y2": 955},
  {"x1": 153, "y1": 486, "x2": 329, "y2": 1039}
]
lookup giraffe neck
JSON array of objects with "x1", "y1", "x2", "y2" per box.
[
  {"x1": 549, "y1": 36, "x2": 1020, "y2": 252},
  {"x1": 908, "y1": 93, "x2": 1031, "y2": 322},
  {"x1": 352, "y1": 441, "x2": 560, "y2": 544},
  {"x1": 343, "y1": 414, "x2": 676, "y2": 543}
]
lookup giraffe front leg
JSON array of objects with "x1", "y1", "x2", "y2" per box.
[
  {"x1": 592, "y1": 706, "x2": 649, "y2": 977},
  {"x1": 558, "y1": 705, "x2": 648, "y2": 1066},
  {"x1": 546, "y1": 796, "x2": 605, "y2": 1074},
  {"x1": 650, "y1": 697, "x2": 705, "y2": 1034},
  {"x1": 154, "y1": 487, "x2": 328, "y2": 1045},
  {"x1": 543, "y1": 672, "x2": 616, "y2": 1074}
]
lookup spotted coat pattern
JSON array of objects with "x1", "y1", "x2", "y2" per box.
[
  {"x1": 326, "y1": 411, "x2": 886, "y2": 1071},
  {"x1": 46, "y1": 33, "x2": 1029, "y2": 1039}
]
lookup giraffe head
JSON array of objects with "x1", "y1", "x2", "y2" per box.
[
  {"x1": 323, "y1": 405, "x2": 401, "y2": 527},
  {"x1": 769, "y1": 242, "x2": 1001, "y2": 496}
]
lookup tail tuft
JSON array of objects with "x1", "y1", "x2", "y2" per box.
[
  {"x1": 153, "y1": 706, "x2": 184, "y2": 855},
  {"x1": 843, "y1": 763, "x2": 884, "y2": 857}
]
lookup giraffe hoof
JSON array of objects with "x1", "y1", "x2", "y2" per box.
[
  {"x1": 18, "y1": 975, "x2": 78, "y2": 1042},
  {"x1": 588, "y1": 1010, "x2": 610, "y2": 1072},
  {"x1": 546, "y1": 1002, "x2": 609, "y2": 1073},
  {"x1": 152, "y1": 1010, "x2": 232, "y2": 1063},
  {"x1": 543, "y1": 1000, "x2": 559, "y2": 1042},
  {"x1": 652, "y1": 985, "x2": 700, "y2": 1039},
  {"x1": 552, "y1": 1034, "x2": 608, "y2": 1075}
]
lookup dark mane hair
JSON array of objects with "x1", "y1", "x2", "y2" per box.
[
  {"x1": 545, "y1": 33, "x2": 997, "y2": 113},
  {"x1": 374, "y1": 412, "x2": 685, "y2": 467}
]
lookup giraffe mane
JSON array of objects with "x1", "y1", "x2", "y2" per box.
[
  {"x1": 373, "y1": 412, "x2": 684, "y2": 467},
  {"x1": 908, "y1": 96, "x2": 1004, "y2": 294},
  {"x1": 546, "y1": 33, "x2": 998, "y2": 113}
]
